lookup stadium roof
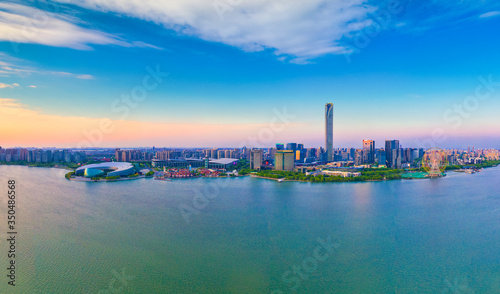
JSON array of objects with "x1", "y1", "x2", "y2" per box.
[
  {"x1": 75, "y1": 162, "x2": 134, "y2": 173},
  {"x1": 209, "y1": 158, "x2": 239, "y2": 165}
]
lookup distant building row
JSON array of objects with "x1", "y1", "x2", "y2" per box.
[{"x1": 0, "y1": 148, "x2": 86, "y2": 163}]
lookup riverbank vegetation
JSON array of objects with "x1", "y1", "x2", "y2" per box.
[
  {"x1": 255, "y1": 160, "x2": 500, "y2": 183},
  {"x1": 255, "y1": 168, "x2": 404, "y2": 183}
]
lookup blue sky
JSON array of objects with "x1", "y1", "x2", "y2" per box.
[{"x1": 1, "y1": 0, "x2": 500, "y2": 148}]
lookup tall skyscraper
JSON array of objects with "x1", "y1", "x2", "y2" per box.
[
  {"x1": 286, "y1": 143, "x2": 297, "y2": 152},
  {"x1": 385, "y1": 140, "x2": 400, "y2": 168},
  {"x1": 362, "y1": 140, "x2": 375, "y2": 163},
  {"x1": 275, "y1": 150, "x2": 295, "y2": 171},
  {"x1": 286, "y1": 143, "x2": 298, "y2": 161},
  {"x1": 325, "y1": 103, "x2": 334, "y2": 162},
  {"x1": 249, "y1": 149, "x2": 263, "y2": 170},
  {"x1": 376, "y1": 149, "x2": 386, "y2": 165}
]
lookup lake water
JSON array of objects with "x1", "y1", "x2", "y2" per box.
[{"x1": 0, "y1": 165, "x2": 499, "y2": 293}]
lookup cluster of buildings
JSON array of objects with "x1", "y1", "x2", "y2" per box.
[
  {"x1": 157, "y1": 168, "x2": 197, "y2": 179},
  {"x1": 0, "y1": 147, "x2": 87, "y2": 163},
  {"x1": 154, "y1": 167, "x2": 221, "y2": 179},
  {"x1": 115, "y1": 149, "x2": 154, "y2": 162}
]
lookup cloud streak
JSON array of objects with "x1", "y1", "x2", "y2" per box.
[
  {"x1": 0, "y1": 2, "x2": 160, "y2": 50},
  {"x1": 0, "y1": 52, "x2": 95, "y2": 79},
  {"x1": 55, "y1": 0, "x2": 377, "y2": 63},
  {"x1": 479, "y1": 11, "x2": 500, "y2": 18},
  {"x1": 0, "y1": 82, "x2": 19, "y2": 88}
]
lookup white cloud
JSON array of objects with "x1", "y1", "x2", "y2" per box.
[
  {"x1": 0, "y1": 2, "x2": 160, "y2": 50},
  {"x1": 0, "y1": 83, "x2": 13, "y2": 88},
  {"x1": 0, "y1": 53, "x2": 94, "y2": 79},
  {"x1": 29, "y1": 85, "x2": 37, "y2": 88},
  {"x1": 479, "y1": 11, "x2": 500, "y2": 18},
  {"x1": 75, "y1": 74, "x2": 94, "y2": 80},
  {"x1": 0, "y1": 82, "x2": 19, "y2": 88},
  {"x1": 55, "y1": 0, "x2": 377, "y2": 62}
]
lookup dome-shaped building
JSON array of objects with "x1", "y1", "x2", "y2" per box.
[{"x1": 75, "y1": 162, "x2": 135, "y2": 178}]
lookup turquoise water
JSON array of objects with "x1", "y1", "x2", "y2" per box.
[{"x1": 0, "y1": 165, "x2": 499, "y2": 293}]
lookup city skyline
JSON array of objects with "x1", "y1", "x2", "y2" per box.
[{"x1": 1, "y1": 1, "x2": 500, "y2": 148}]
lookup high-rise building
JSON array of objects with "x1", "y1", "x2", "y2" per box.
[
  {"x1": 286, "y1": 143, "x2": 297, "y2": 152},
  {"x1": 276, "y1": 143, "x2": 284, "y2": 150},
  {"x1": 115, "y1": 149, "x2": 122, "y2": 161},
  {"x1": 306, "y1": 148, "x2": 317, "y2": 159},
  {"x1": 296, "y1": 149, "x2": 307, "y2": 162},
  {"x1": 275, "y1": 150, "x2": 295, "y2": 171},
  {"x1": 376, "y1": 149, "x2": 386, "y2": 166},
  {"x1": 391, "y1": 148, "x2": 402, "y2": 169},
  {"x1": 325, "y1": 103, "x2": 334, "y2": 162},
  {"x1": 217, "y1": 150, "x2": 225, "y2": 159},
  {"x1": 354, "y1": 149, "x2": 364, "y2": 166},
  {"x1": 249, "y1": 149, "x2": 263, "y2": 170},
  {"x1": 385, "y1": 140, "x2": 400, "y2": 168},
  {"x1": 362, "y1": 140, "x2": 375, "y2": 163}
]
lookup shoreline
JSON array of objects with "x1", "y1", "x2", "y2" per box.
[
  {"x1": 0, "y1": 163, "x2": 74, "y2": 170},
  {"x1": 68, "y1": 175, "x2": 151, "y2": 182},
  {"x1": 2, "y1": 163, "x2": 498, "y2": 184}
]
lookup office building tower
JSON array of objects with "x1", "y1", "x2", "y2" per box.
[
  {"x1": 286, "y1": 143, "x2": 297, "y2": 153},
  {"x1": 385, "y1": 140, "x2": 400, "y2": 168},
  {"x1": 306, "y1": 148, "x2": 317, "y2": 159},
  {"x1": 363, "y1": 140, "x2": 375, "y2": 163},
  {"x1": 296, "y1": 149, "x2": 307, "y2": 162},
  {"x1": 217, "y1": 150, "x2": 226, "y2": 159},
  {"x1": 276, "y1": 143, "x2": 284, "y2": 150},
  {"x1": 376, "y1": 149, "x2": 386, "y2": 166},
  {"x1": 391, "y1": 148, "x2": 402, "y2": 169},
  {"x1": 250, "y1": 149, "x2": 263, "y2": 170},
  {"x1": 275, "y1": 150, "x2": 295, "y2": 171},
  {"x1": 115, "y1": 149, "x2": 122, "y2": 161},
  {"x1": 325, "y1": 103, "x2": 334, "y2": 162},
  {"x1": 354, "y1": 149, "x2": 364, "y2": 166}
]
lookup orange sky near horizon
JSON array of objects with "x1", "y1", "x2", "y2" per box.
[{"x1": 0, "y1": 97, "x2": 314, "y2": 148}]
